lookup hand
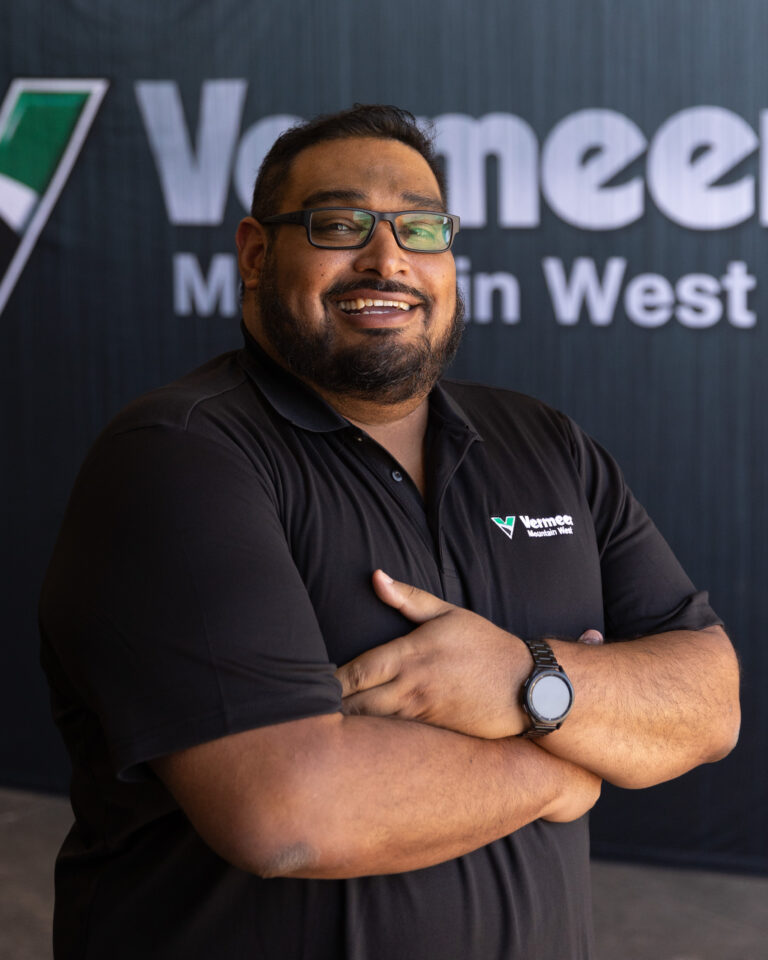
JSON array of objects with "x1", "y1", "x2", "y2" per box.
[{"x1": 335, "y1": 570, "x2": 532, "y2": 739}]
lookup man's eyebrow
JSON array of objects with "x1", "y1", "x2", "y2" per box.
[
  {"x1": 400, "y1": 192, "x2": 445, "y2": 211},
  {"x1": 301, "y1": 189, "x2": 367, "y2": 208},
  {"x1": 300, "y1": 189, "x2": 446, "y2": 211}
]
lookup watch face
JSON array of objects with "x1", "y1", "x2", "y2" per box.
[{"x1": 529, "y1": 672, "x2": 573, "y2": 722}]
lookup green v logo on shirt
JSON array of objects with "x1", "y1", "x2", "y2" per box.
[
  {"x1": 491, "y1": 515, "x2": 516, "y2": 540},
  {"x1": 0, "y1": 78, "x2": 108, "y2": 316}
]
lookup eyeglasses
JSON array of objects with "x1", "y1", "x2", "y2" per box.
[{"x1": 260, "y1": 207, "x2": 460, "y2": 253}]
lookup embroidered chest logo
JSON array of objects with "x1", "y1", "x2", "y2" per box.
[
  {"x1": 490, "y1": 516, "x2": 516, "y2": 539},
  {"x1": 492, "y1": 513, "x2": 575, "y2": 540}
]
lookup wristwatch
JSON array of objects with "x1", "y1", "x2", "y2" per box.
[{"x1": 519, "y1": 636, "x2": 574, "y2": 738}]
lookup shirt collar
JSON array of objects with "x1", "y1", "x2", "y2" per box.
[
  {"x1": 237, "y1": 321, "x2": 483, "y2": 441},
  {"x1": 237, "y1": 323, "x2": 349, "y2": 433},
  {"x1": 430, "y1": 380, "x2": 484, "y2": 441}
]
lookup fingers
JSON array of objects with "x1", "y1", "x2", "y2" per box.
[
  {"x1": 372, "y1": 570, "x2": 453, "y2": 624},
  {"x1": 340, "y1": 682, "x2": 404, "y2": 720},
  {"x1": 578, "y1": 628, "x2": 604, "y2": 645},
  {"x1": 335, "y1": 639, "x2": 404, "y2": 698},
  {"x1": 336, "y1": 572, "x2": 449, "y2": 699}
]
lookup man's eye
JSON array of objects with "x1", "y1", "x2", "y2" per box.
[
  {"x1": 402, "y1": 220, "x2": 440, "y2": 240},
  {"x1": 314, "y1": 219, "x2": 357, "y2": 234}
]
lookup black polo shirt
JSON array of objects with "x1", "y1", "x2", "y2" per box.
[{"x1": 40, "y1": 329, "x2": 719, "y2": 960}]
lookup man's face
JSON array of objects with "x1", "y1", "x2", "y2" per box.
[{"x1": 241, "y1": 137, "x2": 463, "y2": 405}]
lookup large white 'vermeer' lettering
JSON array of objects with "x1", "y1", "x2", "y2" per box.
[{"x1": 134, "y1": 83, "x2": 768, "y2": 232}]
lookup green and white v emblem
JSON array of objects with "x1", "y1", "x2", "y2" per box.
[
  {"x1": 491, "y1": 516, "x2": 516, "y2": 540},
  {"x1": 0, "y1": 78, "x2": 108, "y2": 315}
]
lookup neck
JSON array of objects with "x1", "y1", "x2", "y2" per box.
[
  {"x1": 317, "y1": 388, "x2": 429, "y2": 430},
  {"x1": 320, "y1": 388, "x2": 431, "y2": 499},
  {"x1": 245, "y1": 316, "x2": 433, "y2": 494}
]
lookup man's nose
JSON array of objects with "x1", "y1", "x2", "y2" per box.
[{"x1": 351, "y1": 220, "x2": 410, "y2": 277}]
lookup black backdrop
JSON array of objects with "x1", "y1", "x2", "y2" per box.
[{"x1": 1, "y1": 0, "x2": 765, "y2": 873}]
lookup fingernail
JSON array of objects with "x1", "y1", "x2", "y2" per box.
[{"x1": 379, "y1": 570, "x2": 394, "y2": 584}]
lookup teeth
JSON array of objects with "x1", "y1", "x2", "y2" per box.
[{"x1": 337, "y1": 298, "x2": 412, "y2": 312}]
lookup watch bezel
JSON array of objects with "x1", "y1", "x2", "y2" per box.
[
  {"x1": 518, "y1": 636, "x2": 575, "y2": 737},
  {"x1": 524, "y1": 668, "x2": 574, "y2": 726}
]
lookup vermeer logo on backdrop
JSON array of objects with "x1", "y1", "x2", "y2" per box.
[
  {"x1": 0, "y1": 79, "x2": 108, "y2": 316},
  {"x1": 137, "y1": 85, "x2": 760, "y2": 327}
]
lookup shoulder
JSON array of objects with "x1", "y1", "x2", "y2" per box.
[
  {"x1": 104, "y1": 350, "x2": 255, "y2": 438},
  {"x1": 67, "y1": 350, "x2": 291, "y2": 510},
  {"x1": 85, "y1": 347, "x2": 295, "y2": 470}
]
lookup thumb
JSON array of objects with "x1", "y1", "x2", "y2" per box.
[{"x1": 372, "y1": 569, "x2": 453, "y2": 624}]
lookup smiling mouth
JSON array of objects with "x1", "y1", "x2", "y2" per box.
[{"x1": 336, "y1": 297, "x2": 414, "y2": 314}]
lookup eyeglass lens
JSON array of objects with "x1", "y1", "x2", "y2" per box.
[{"x1": 309, "y1": 210, "x2": 452, "y2": 251}]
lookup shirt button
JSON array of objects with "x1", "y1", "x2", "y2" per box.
[{"x1": 391, "y1": 469, "x2": 403, "y2": 482}]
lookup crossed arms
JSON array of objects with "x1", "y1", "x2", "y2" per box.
[{"x1": 153, "y1": 569, "x2": 740, "y2": 880}]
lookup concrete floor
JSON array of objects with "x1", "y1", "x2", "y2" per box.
[{"x1": 1, "y1": 786, "x2": 767, "y2": 960}]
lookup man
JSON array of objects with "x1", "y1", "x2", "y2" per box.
[{"x1": 40, "y1": 104, "x2": 740, "y2": 959}]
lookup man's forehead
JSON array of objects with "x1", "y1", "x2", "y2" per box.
[
  {"x1": 282, "y1": 137, "x2": 444, "y2": 210},
  {"x1": 299, "y1": 187, "x2": 444, "y2": 212}
]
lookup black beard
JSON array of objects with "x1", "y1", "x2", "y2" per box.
[{"x1": 256, "y1": 262, "x2": 465, "y2": 405}]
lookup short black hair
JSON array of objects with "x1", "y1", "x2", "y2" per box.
[{"x1": 249, "y1": 103, "x2": 446, "y2": 220}]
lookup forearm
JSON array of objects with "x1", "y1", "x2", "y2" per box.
[
  {"x1": 336, "y1": 575, "x2": 739, "y2": 792},
  {"x1": 155, "y1": 712, "x2": 598, "y2": 880},
  {"x1": 275, "y1": 715, "x2": 595, "y2": 878},
  {"x1": 543, "y1": 625, "x2": 740, "y2": 788}
]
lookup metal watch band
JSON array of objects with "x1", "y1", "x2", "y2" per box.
[{"x1": 521, "y1": 635, "x2": 561, "y2": 670}]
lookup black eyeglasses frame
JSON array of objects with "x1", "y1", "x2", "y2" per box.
[{"x1": 259, "y1": 207, "x2": 461, "y2": 253}]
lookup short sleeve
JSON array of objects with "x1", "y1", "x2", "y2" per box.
[
  {"x1": 40, "y1": 426, "x2": 342, "y2": 781},
  {"x1": 564, "y1": 417, "x2": 722, "y2": 639}
]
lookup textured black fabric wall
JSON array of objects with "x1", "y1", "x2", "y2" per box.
[{"x1": 1, "y1": 0, "x2": 764, "y2": 872}]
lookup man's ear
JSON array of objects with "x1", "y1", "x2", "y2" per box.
[{"x1": 236, "y1": 217, "x2": 269, "y2": 289}]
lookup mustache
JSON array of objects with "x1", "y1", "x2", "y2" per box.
[{"x1": 324, "y1": 278, "x2": 430, "y2": 304}]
